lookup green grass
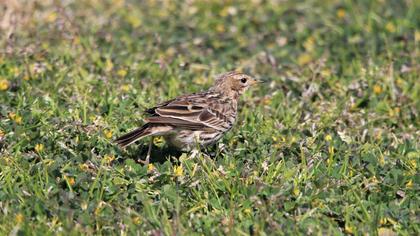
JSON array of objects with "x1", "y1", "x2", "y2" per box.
[{"x1": 0, "y1": 0, "x2": 419, "y2": 235}]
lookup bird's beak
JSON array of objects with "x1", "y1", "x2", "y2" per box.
[
  {"x1": 249, "y1": 79, "x2": 265, "y2": 86},
  {"x1": 255, "y1": 78, "x2": 267, "y2": 84}
]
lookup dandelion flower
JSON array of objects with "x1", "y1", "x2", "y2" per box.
[
  {"x1": 243, "y1": 208, "x2": 252, "y2": 215},
  {"x1": 46, "y1": 12, "x2": 57, "y2": 22},
  {"x1": 385, "y1": 22, "x2": 396, "y2": 33},
  {"x1": 117, "y1": 69, "x2": 127, "y2": 77},
  {"x1": 104, "y1": 154, "x2": 115, "y2": 164},
  {"x1": 147, "y1": 163, "x2": 155, "y2": 172},
  {"x1": 325, "y1": 134, "x2": 333, "y2": 141},
  {"x1": 303, "y1": 36, "x2": 315, "y2": 52},
  {"x1": 105, "y1": 59, "x2": 113, "y2": 72},
  {"x1": 9, "y1": 112, "x2": 22, "y2": 124},
  {"x1": 373, "y1": 84, "x2": 383, "y2": 94},
  {"x1": 344, "y1": 225, "x2": 354, "y2": 234},
  {"x1": 173, "y1": 165, "x2": 184, "y2": 177},
  {"x1": 293, "y1": 186, "x2": 300, "y2": 196},
  {"x1": 297, "y1": 53, "x2": 312, "y2": 66},
  {"x1": 35, "y1": 143, "x2": 44, "y2": 153},
  {"x1": 132, "y1": 216, "x2": 141, "y2": 224},
  {"x1": 120, "y1": 84, "x2": 131, "y2": 92},
  {"x1": 65, "y1": 176, "x2": 75, "y2": 186},
  {"x1": 406, "y1": 179, "x2": 413, "y2": 188},
  {"x1": 69, "y1": 177, "x2": 75, "y2": 186},
  {"x1": 15, "y1": 214, "x2": 24, "y2": 224},
  {"x1": 336, "y1": 9, "x2": 346, "y2": 19},
  {"x1": 104, "y1": 129, "x2": 113, "y2": 139},
  {"x1": 415, "y1": 31, "x2": 420, "y2": 42},
  {"x1": 0, "y1": 79, "x2": 10, "y2": 91}
]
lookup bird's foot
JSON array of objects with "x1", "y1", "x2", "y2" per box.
[
  {"x1": 137, "y1": 155, "x2": 150, "y2": 165},
  {"x1": 137, "y1": 141, "x2": 153, "y2": 165}
]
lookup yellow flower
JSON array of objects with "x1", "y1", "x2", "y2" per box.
[
  {"x1": 46, "y1": 12, "x2": 57, "y2": 22},
  {"x1": 415, "y1": 31, "x2": 420, "y2": 42},
  {"x1": 406, "y1": 179, "x2": 413, "y2": 188},
  {"x1": 73, "y1": 36, "x2": 80, "y2": 45},
  {"x1": 408, "y1": 159, "x2": 417, "y2": 169},
  {"x1": 389, "y1": 107, "x2": 400, "y2": 117},
  {"x1": 0, "y1": 79, "x2": 10, "y2": 91},
  {"x1": 262, "y1": 97, "x2": 272, "y2": 105},
  {"x1": 120, "y1": 84, "x2": 131, "y2": 92},
  {"x1": 79, "y1": 163, "x2": 90, "y2": 172},
  {"x1": 293, "y1": 186, "x2": 300, "y2": 196},
  {"x1": 11, "y1": 67, "x2": 20, "y2": 76},
  {"x1": 379, "y1": 218, "x2": 387, "y2": 225},
  {"x1": 35, "y1": 143, "x2": 44, "y2": 153},
  {"x1": 65, "y1": 176, "x2": 75, "y2": 186},
  {"x1": 378, "y1": 154, "x2": 385, "y2": 166},
  {"x1": 321, "y1": 69, "x2": 331, "y2": 78},
  {"x1": 117, "y1": 69, "x2": 127, "y2": 77},
  {"x1": 0, "y1": 129, "x2": 4, "y2": 139},
  {"x1": 8, "y1": 112, "x2": 22, "y2": 124},
  {"x1": 328, "y1": 146, "x2": 334, "y2": 155},
  {"x1": 126, "y1": 14, "x2": 142, "y2": 28},
  {"x1": 81, "y1": 201, "x2": 88, "y2": 210},
  {"x1": 297, "y1": 53, "x2": 312, "y2": 66},
  {"x1": 385, "y1": 22, "x2": 396, "y2": 33},
  {"x1": 216, "y1": 24, "x2": 225, "y2": 33},
  {"x1": 8, "y1": 112, "x2": 16, "y2": 119},
  {"x1": 147, "y1": 163, "x2": 155, "y2": 172},
  {"x1": 344, "y1": 224, "x2": 354, "y2": 234},
  {"x1": 104, "y1": 129, "x2": 113, "y2": 139},
  {"x1": 373, "y1": 84, "x2": 383, "y2": 94},
  {"x1": 303, "y1": 36, "x2": 315, "y2": 52},
  {"x1": 15, "y1": 213, "x2": 24, "y2": 224},
  {"x1": 104, "y1": 154, "x2": 115, "y2": 164},
  {"x1": 325, "y1": 134, "x2": 333, "y2": 141},
  {"x1": 219, "y1": 7, "x2": 229, "y2": 17},
  {"x1": 105, "y1": 59, "x2": 113, "y2": 72},
  {"x1": 243, "y1": 208, "x2": 252, "y2": 215},
  {"x1": 336, "y1": 9, "x2": 346, "y2": 19},
  {"x1": 132, "y1": 216, "x2": 142, "y2": 224},
  {"x1": 378, "y1": 228, "x2": 396, "y2": 236},
  {"x1": 14, "y1": 116, "x2": 22, "y2": 124},
  {"x1": 69, "y1": 177, "x2": 75, "y2": 186},
  {"x1": 173, "y1": 165, "x2": 184, "y2": 177}
]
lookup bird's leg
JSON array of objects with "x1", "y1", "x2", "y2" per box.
[
  {"x1": 201, "y1": 151, "x2": 211, "y2": 159},
  {"x1": 190, "y1": 148, "x2": 199, "y2": 159},
  {"x1": 138, "y1": 138, "x2": 153, "y2": 165}
]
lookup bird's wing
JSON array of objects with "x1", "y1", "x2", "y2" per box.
[{"x1": 146, "y1": 92, "x2": 231, "y2": 131}]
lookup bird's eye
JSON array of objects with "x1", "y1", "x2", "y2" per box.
[{"x1": 240, "y1": 78, "x2": 247, "y2": 83}]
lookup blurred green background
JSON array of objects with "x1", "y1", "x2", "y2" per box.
[{"x1": 0, "y1": 0, "x2": 419, "y2": 235}]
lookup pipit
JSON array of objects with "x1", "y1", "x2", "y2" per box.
[{"x1": 115, "y1": 71, "x2": 261, "y2": 163}]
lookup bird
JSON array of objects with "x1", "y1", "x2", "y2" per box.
[{"x1": 114, "y1": 71, "x2": 261, "y2": 163}]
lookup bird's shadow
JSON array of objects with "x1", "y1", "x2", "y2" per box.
[
  {"x1": 116, "y1": 144, "x2": 219, "y2": 165},
  {"x1": 126, "y1": 144, "x2": 183, "y2": 164}
]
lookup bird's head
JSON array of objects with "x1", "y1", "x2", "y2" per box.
[{"x1": 212, "y1": 71, "x2": 261, "y2": 97}]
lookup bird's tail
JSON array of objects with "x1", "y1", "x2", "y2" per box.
[{"x1": 114, "y1": 124, "x2": 152, "y2": 147}]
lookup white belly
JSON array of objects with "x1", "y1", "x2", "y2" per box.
[{"x1": 165, "y1": 130, "x2": 224, "y2": 151}]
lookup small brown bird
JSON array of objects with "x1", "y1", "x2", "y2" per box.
[{"x1": 114, "y1": 71, "x2": 261, "y2": 162}]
